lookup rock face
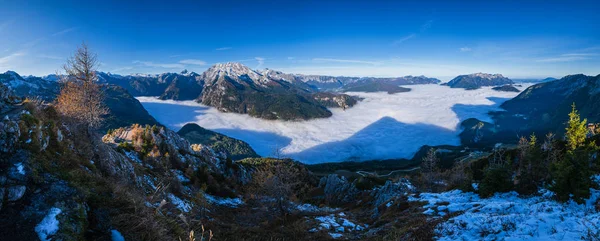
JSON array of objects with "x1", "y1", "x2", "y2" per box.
[
  {"x1": 159, "y1": 71, "x2": 204, "y2": 100},
  {"x1": 371, "y1": 179, "x2": 415, "y2": 207},
  {"x1": 445, "y1": 73, "x2": 513, "y2": 90},
  {"x1": 177, "y1": 123, "x2": 259, "y2": 160}
]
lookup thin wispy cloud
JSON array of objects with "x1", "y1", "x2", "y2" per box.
[
  {"x1": 23, "y1": 37, "x2": 46, "y2": 48},
  {"x1": 536, "y1": 53, "x2": 596, "y2": 63},
  {"x1": 393, "y1": 34, "x2": 416, "y2": 45},
  {"x1": 0, "y1": 52, "x2": 26, "y2": 67},
  {"x1": 255, "y1": 57, "x2": 265, "y2": 68},
  {"x1": 216, "y1": 47, "x2": 232, "y2": 51},
  {"x1": 37, "y1": 54, "x2": 64, "y2": 60},
  {"x1": 312, "y1": 58, "x2": 382, "y2": 65},
  {"x1": 111, "y1": 66, "x2": 134, "y2": 72},
  {"x1": 51, "y1": 27, "x2": 78, "y2": 36},
  {"x1": 133, "y1": 60, "x2": 184, "y2": 69},
  {"x1": 179, "y1": 59, "x2": 207, "y2": 65},
  {"x1": 460, "y1": 47, "x2": 472, "y2": 52},
  {"x1": 287, "y1": 57, "x2": 295, "y2": 60},
  {"x1": 420, "y1": 19, "x2": 434, "y2": 32}
]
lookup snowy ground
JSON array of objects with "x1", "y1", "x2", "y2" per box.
[
  {"x1": 409, "y1": 188, "x2": 600, "y2": 241},
  {"x1": 138, "y1": 84, "x2": 528, "y2": 164}
]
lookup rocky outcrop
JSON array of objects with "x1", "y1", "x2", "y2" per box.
[
  {"x1": 371, "y1": 179, "x2": 415, "y2": 208},
  {"x1": 319, "y1": 174, "x2": 360, "y2": 205},
  {"x1": 312, "y1": 92, "x2": 358, "y2": 109},
  {"x1": 177, "y1": 123, "x2": 259, "y2": 160}
]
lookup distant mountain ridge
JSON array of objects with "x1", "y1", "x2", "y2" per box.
[
  {"x1": 91, "y1": 63, "x2": 442, "y2": 120},
  {"x1": 0, "y1": 70, "x2": 159, "y2": 131},
  {"x1": 445, "y1": 73, "x2": 514, "y2": 89}
]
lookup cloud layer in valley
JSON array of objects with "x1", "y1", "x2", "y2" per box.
[{"x1": 138, "y1": 84, "x2": 529, "y2": 164}]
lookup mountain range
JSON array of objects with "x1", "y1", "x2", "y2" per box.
[
  {"x1": 0, "y1": 71, "x2": 159, "y2": 131},
  {"x1": 90, "y1": 62, "x2": 442, "y2": 120}
]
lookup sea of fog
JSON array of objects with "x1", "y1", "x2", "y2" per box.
[{"x1": 137, "y1": 84, "x2": 530, "y2": 164}]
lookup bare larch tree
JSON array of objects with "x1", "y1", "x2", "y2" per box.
[{"x1": 56, "y1": 43, "x2": 108, "y2": 130}]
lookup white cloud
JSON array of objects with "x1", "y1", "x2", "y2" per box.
[
  {"x1": 287, "y1": 57, "x2": 295, "y2": 60},
  {"x1": 536, "y1": 53, "x2": 595, "y2": 63},
  {"x1": 0, "y1": 52, "x2": 25, "y2": 66},
  {"x1": 255, "y1": 57, "x2": 265, "y2": 68},
  {"x1": 179, "y1": 59, "x2": 206, "y2": 65},
  {"x1": 312, "y1": 58, "x2": 382, "y2": 65},
  {"x1": 133, "y1": 60, "x2": 184, "y2": 69},
  {"x1": 460, "y1": 47, "x2": 472, "y2": 52},
  {"x1": 216, "y1": 47, "x2": 232, "y2": 51},
  {"x1": 393, "y1": 34, "x2": 416, "y2": 45},
  {"x1": 51, "y1": 27, "x2": 78, "y2": 37},
  {"x1": 138, "y1": 84, "x2": 527, "y2": 163}
]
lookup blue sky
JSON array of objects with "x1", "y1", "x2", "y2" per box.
[{"x1": 0, "y1": 0, "x2": 598, "y2": 80}]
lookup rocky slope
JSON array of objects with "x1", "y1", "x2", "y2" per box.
[
  {"x1": 445, "y1": 73, "x2": 513, "y2": 90},
  {"x1": 500, "y1": 74, "x2": 600, "y2": 133},
  {"x1": 459, "y1": 74, "x2": 600, "y2": 148},
  {"x1": 176, "y1": 123, "x2": 259, "y2": 160}
]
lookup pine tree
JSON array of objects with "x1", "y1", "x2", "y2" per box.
[
  {"x1": 551, "y1": 104, "x2": 594, "y2": 203},
  {"x1": 565, "y1": 103, "x2": 587, "y2": 151}
]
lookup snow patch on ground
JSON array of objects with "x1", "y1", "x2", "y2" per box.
[
  {"x1": 35, "y1": 207, "x2": 62, "y2": 241},
  {"x1": 138, "y1": 84, "x2": 528, "y2": 163},
  {"x1": 311, "y1": 213, "x2": 365, "y2": 239},
  {"x1": 167, "y1": 193, "x2": 192, "y2": 212},
  {"x1": 15, "y1": 162, "x2": 24, "y2": 175},
  {"x1": 294, "y1": 203, "x2": 338, "y2": 213},
  {"x1": 204, "y1": 193, "x2": 244, "y2": 207},
  {"x1": 409, "y1": 188, "x2": 600, "y2": 240}
]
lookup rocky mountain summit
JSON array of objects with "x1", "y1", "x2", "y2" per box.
[{"x1": 445, "y1": 73, "x2": 514, "y2": 90}]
